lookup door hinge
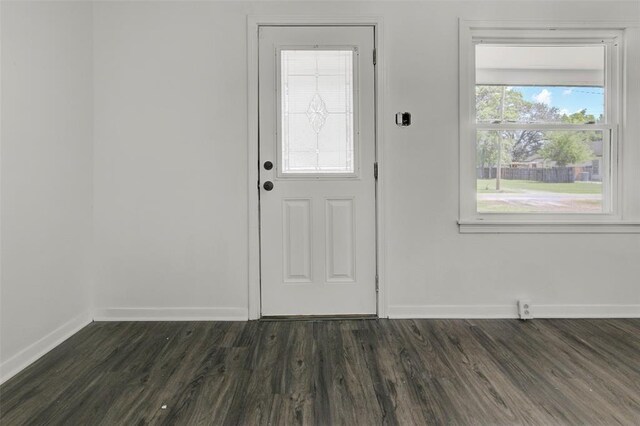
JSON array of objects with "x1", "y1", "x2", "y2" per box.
[
  {"x1": 375, "y1": 274, "x2": 379, "y2": 292},
  {"x1": 373, "y1": 48, "x2": 377, "y2": 66},
  {"x1": 374, "y1": 162, "x2": 378, "y2": 180}
]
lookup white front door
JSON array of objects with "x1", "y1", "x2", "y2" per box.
[{"x1": 259, "y1": 26, "x2": 377, "y2": 316}]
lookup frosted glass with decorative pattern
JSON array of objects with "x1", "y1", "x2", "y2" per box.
[{"x1": 281, "y1": 50, "x2": 355, "y2": 174}]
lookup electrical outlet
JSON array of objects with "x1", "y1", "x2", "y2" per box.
[{"x1": 518, "y1": 299, "x2": 533, "y2": 320}]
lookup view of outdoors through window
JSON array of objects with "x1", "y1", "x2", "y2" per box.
[{"x1": 476, "y1": 85, "x2": 605, "y2": 213}]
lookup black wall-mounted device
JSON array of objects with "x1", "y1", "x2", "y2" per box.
[{"x1": 396, "y1": 112, "x2": 411, "y2": 127}]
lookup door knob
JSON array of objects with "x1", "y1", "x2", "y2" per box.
[
  {"x1": 264, "y1": 161, "x2": 273, "y2": 170},
  {"x1": 263, "y1": 181, "x2": 274, "y2": 191}
]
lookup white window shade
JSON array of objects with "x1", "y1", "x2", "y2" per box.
[{"x1": 475, "y1": 45, "x2": 605, "y2": 87}]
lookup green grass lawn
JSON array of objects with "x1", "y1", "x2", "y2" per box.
[{"x1": 477, "y1": 179, "x2": 602, "y2": 194}]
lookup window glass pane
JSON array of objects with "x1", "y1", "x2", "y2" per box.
[
  {"x1": 281, "y1": 50, "x2": 355, "y2": 174},
  {"x1": 475, "y1": 45, "x2": 605, "y2": 124},
  {"x1": 476, "y1": 130, "x2": 604, "y2": 213}
]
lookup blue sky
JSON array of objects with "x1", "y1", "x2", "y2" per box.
[{"x1": 511, "y1": 86, "x2": 604, "y2": 118}]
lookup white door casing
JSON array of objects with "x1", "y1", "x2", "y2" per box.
[{"x1": 259, "y1": 26, "x2": 377, "y2": 316}]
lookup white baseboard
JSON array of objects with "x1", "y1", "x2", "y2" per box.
[
  {"x1": 388, "y1": 304, "x2": 640, "y2": 319},
  {"x1": 0, "y1": 311, "x2": 92, "y2": 385},
  {"x1": 93, "y1": 307, "x2": 249, "y2": 321},
  {"x1": 534, "y1": 304, "x2": 640, "y2": 318},
  {"x1": 389, "y1": 305, "x2": 518, "y2": 319}
]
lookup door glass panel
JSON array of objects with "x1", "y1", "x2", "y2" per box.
[{"x1": 281, "y1": 50, "x2": 355, "y2": 174}]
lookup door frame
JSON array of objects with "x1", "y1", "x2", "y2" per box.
[{"x1": 247, "y1": 16, "x2": 387, "y2": 319}]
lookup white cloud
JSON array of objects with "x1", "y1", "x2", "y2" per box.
[
  {"x1": 532, "y1": 89, "x2": 552, "y2": 105},
  {"x1": 562, "y1": 89, "x2": 573, "y2": 96},
  {"x1": 559, "y1": 109, "x2": 569, "y2": 116}
]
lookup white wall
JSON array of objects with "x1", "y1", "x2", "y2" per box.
[
  {"x1": 92, "y1": 1, "x2": 640, "y2": 320},
  {"x1": 0, "y1": 0, "x2": 635, "y2": 387},
  {"x1": 92, "y1": 2, "x2": 250, "y2": 319},
  {"x1": 0, "y1": 0, "x2": 638, "y2": 383},
  {"x1": 1, "y1": 2, "x2": 94, "y2": 382}
]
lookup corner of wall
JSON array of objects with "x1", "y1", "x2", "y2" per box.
[{"x1": 0, "y1": 312, "x2": 93, "y2": 385}]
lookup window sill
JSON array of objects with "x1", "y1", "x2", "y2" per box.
[{"x1": 458, "y1": 220, "x2": 640, "y2": 234}]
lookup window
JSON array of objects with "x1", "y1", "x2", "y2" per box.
[
  {"x1": 458, "y1": 24, "x2": 632, "y2": 231},
  {"x1": 279, "y1": 49, "x2": 356, "y2": 175}
]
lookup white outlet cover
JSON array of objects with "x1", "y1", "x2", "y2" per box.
[{"x1": 518, "y1": 299, "x2": 534, "y2": 320}]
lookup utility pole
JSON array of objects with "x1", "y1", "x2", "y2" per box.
[{"x1": 496, "y1": 86, "x2": 506, "y2": 191}]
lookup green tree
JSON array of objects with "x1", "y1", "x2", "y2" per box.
[
  {"x1": 539, "y1": 132, "x2": 594, "y2": 166},
  {"x1": 477, "y1": 131, "x2": 513, "y2": 170},
  {"x1": 476, "y1": 86, "x2": 563, "y2": 162},
  {"x1": 476, "y1": 86, "x2": 527, "y2": 123},
  {"x1": 475, "y1": 89, "x2": 602, "y2": 170},
  {"x1": 560, "y1": 108, "x2": 601, "y2": 145},
  {"x1": 561, "y1": 108, "x2": 596, "y2": 124}
]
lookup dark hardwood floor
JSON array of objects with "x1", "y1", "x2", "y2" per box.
[{"x1": 1, "y1": 319, "x2": 639, "y2": 425}]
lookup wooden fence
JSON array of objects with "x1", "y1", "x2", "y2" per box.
[{"x1": 477, "y1": 166, "x2": 593, "y2": 183}]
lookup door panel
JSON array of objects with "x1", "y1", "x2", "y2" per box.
[
  {"x1": 259, "y1": 26, "x2": 376, "y2": 316},
  {"x1": 283, "y1": 199, "x2": 312, "y2": 283},
  {"x1": 325, "y1": 198, "x2": 355, "y2": 282}
]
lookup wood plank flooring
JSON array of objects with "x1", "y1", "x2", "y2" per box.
[{"x1": 1, "y1": 319, "x2": 639, "y2": 425}]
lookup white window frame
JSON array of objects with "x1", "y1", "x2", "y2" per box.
[{"x1": 458, "y1": 20, "x2": 640, "y2": 233}]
